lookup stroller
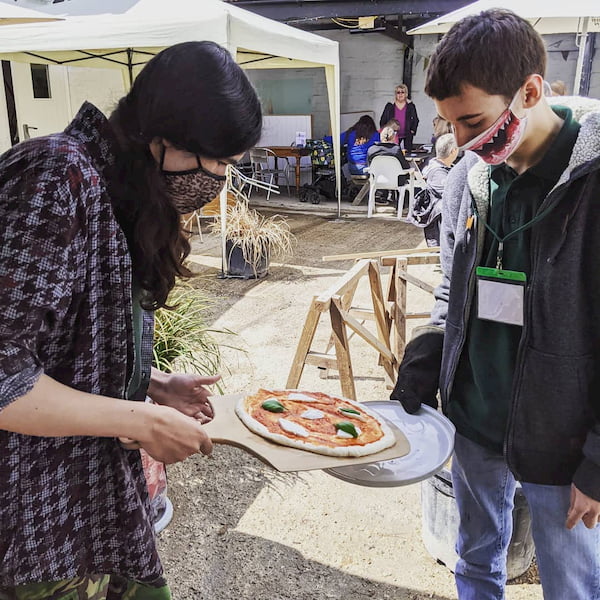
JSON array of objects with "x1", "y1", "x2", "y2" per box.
[{"x1": 299, "y1": 139, "x2": 339, "y2": 204}]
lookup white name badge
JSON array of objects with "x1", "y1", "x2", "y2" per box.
[{"x1": 476, "y1": 266, "x2": 526, "y2": 326}]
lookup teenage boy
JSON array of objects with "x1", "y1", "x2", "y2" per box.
[{"x1": 391, "y1": 9, "x2": 600, "y2": 600}]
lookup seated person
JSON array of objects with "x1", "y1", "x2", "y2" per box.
[
  {"x1": 368, "y1": 126, "x2": 412, "y2": 205},
  {"x1": 368, "y1": 126, "x2": 410, "y2": 167},
  {"x1": 422, "y1": 132, "x2": 458, "y2": 194},
  {"x1": 410, "y1": 133, "x2": 458, "y2": 246},
  {"x1": 325, "y1": 115, "x2": 379, "y2": 178},
  {"x1": 431, "y1": 114, "x2": 453, "y2": 146},
  {"x1": 379, "y1": 118, "x2": 401, "y2": 144},
  {"x1": 550, "y1": 79, "x2": 567, "y2": 96}
]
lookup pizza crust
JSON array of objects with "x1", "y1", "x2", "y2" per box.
[{"x1": 235, "y1": 390, "x2": 396, "y2": 458}]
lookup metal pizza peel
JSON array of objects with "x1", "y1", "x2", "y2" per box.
[
  {"x1": 324, "y1": 401, "x2": 456, "y2": 487},
  {"x1": 202, "y1": 394, "x2": 410, "y2": 472}
]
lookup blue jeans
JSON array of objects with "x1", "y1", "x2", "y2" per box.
[
  {"x1": 348, "y1": 161, "x2": 367, "y2": 175},
  {"x1": 452, "y1": 433, "x2": 600, "y2": 600}
]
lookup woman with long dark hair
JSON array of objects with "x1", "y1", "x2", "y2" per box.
[
  {"x1": 325, "y1": 114, "x2": 379, "y2": 177},
  {"x1": 0, "y1": 41, "x2": 261, "y2": 599},
  {"x1": 344, "y1": 114, "x2": 379, "y2": 175}
]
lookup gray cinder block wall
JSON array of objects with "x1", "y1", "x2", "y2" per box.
[{"x1": 246, "y1": 30, "x2": 599, "y2": 146}]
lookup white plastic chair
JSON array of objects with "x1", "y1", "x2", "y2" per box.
[
  {"x1": 365, "y1": 155, "x2": 414, "y2": 218},
  {"x1": 248, "y1": 147, "x2": 291, "y2": 200}
]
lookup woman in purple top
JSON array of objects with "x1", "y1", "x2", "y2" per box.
[{"x1": 379, "y1": 84, "x2": 419, "y2": 152}]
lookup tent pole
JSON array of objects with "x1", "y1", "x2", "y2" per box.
[
  {"x1": 573, "y1": 17, "x2": 589, "y2": 95},
  {"x1": 127, "y1": 48, "x2": 134, "y2": 88},
  {"x1": 219, "y1": 168, "x2": 229, "y2": 278},
  {"x1": 325, "y1": 64, "x2": 341, "y2": 219}
]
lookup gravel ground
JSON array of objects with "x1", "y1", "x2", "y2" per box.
[{"x1": 156, "y1": 204, "x2": 542, "y2": 600}]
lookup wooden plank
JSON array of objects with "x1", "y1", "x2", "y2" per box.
[
  {"x1": 348, "y1": 307, "x2": 375, "y2": 321},
  {"x1": 367, "y1": 261, "x2": 393, "y2": 358},
  {"x1": 322, "y1": 247, "x2": 440, "y2": 262},
  {"x1": 286, "y1": 298, "x2": 322, "y2": 389},
  {"x1": 304, "y1": 352, "x2": 338, "y2": 370},
  {"x1": 330, "y1": 297, "x2": 356, "y2": 401},
  {"x1": 391, "y1": 258, "x2": 408, "y2": 361},
  {"x1": 339, "y1": 307, "x2": 394, "y2": 362},
  {"x1": 319, "y1": 278, "x2": 361, "y2": 372},
  {"x1": 314, "y1": 259, "x2": 371, "y2": 310},
  {"x1": 396, "y1": 269, "x2": 436, "y2": 294},
  {"x1": 381, "y1": 255, "x2": 440, "y2": 267},
  {"x1": 341, "y1": 302, "x2": 397, "y2": 384},
  {"x1": 351, "y1": 179, "x2": 369, "y2": 206}
]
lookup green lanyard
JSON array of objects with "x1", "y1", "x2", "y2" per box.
[{"x1": 472, "y1": 173, "x2": 558, "y2": 269}]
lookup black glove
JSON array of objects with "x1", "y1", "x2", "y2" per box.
[{"x1": 390, "y1": 327, "x2": 444, "y2": 414}]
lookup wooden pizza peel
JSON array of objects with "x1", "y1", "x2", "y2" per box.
[{"x1": 202, "y1": 394, "x2": 410, "y2": 472}]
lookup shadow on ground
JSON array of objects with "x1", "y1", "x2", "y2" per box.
[{"x1": 159, "y1": 448, "x2": 455, "y2": 600}]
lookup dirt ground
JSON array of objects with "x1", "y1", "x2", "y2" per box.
[{"x1": 156, "y1": 204, "x2": 542, "y2": 600}]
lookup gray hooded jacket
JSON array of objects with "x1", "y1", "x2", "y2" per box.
[{"x1": 422, "y1": 98, "x2": 600, "y2": 499}]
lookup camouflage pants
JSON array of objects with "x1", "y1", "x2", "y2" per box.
[{"x1": 0, "y1": 574, "x2": 171, "y2": 600}]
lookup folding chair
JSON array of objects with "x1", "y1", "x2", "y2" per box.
[{"x1": 248, "y1": 147, "x2": 291, "y2": 200}]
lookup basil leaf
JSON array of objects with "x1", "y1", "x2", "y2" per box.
[
  {"x1": 335, "y1": 421, "x2": 359, "y2": 438},
  {"x1": 262, "y1": 399, "x2": 286, "y2": 413},
  {"x1": 339, "y1": 407, "x2": 360, "y2": 415}
]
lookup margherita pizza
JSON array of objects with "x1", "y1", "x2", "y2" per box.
[{"x1": 235, "y1": 389, "x2": 396, "y2": 457}]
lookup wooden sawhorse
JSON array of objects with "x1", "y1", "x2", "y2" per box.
[{"x1": 286, "y1": 249, "x2": 440, "y2": 401}]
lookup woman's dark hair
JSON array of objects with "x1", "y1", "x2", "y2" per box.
[
  {"x1": 425, "y1": 9, "x2": 547, "y2": 101},
  {"x1": 109, "y1": 41, "x2": 262, "y2": 310},
  {"x1": 349, "y1": 115, "x2": 377, "y2": 141}
]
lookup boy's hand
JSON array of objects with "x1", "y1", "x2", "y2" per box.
[
  {"x1": 566, "y1": 484, "x2": 600, "y2": 529},
  {"x1": 390, "y1": 328, "x2": 444, "y2": 414}
]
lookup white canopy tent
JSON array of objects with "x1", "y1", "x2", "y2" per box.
[
  {"x1": 408, "y1": 1, "x2": 600, "y2": 95},
  {"x1": 0, "y1": 3, "x2": 62, "y2": 25},
  {"x1": 0, "y1": 0, "x2": 342, "y2": 274}
]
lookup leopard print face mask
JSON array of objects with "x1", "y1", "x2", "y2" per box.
[{"x1": 160, "y1": 146, "x2": 226, "y2": 214}]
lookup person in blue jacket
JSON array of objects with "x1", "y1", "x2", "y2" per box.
[{"x1": 325, "y1": 115, "x2": 379, "y2": 178}]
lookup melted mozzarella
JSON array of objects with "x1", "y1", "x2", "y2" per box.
[
  {"x1": 336, "y1": 426, "x2": 362, "y2": 439},
  {"x1": 279, "y1": 418, "x2": 310, "y2": 437},
  {"x1": 337, "y1": 407, "x2": 367, "y2": 422},
  {"x1": 288, "y1": 392, "x2": 319, "y2": 402},
  {"x1": 301, "y1": 409, "x2": 325, "y2": 420}
]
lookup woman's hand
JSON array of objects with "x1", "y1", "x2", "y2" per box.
[
  {"x1": 125, "y1": 403, "x2": 213, "y2": 464},
  {"x1": 148, "y1": 369, "x2": 220, "y2": 423}
]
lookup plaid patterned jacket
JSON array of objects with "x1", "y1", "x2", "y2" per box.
[{"x1": 0, "y1": 103, "x2": 162, "y2": 585}]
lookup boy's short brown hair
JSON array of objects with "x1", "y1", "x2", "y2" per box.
[{"x1": 425, "y1": 9, "x2": 546, "y2": 101}]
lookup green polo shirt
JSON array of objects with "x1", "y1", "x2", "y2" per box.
[{"x1": 448, "y1": 107, "x2": 580, "y2": 453}]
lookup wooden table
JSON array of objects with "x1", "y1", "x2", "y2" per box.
[
  {"x1": 266, "y1": 146, "x2": 311, "y2": 192},
  {"x1": 404, "y1": 152, "x2": 430, "y2": 170}
]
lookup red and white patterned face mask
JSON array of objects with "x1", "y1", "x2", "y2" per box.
[
  {"x1": 458, "y1": 90, "x2": 528, "y2": 165},
  {"x1": 160, "y1": 145, "x2": 226, "y2": 214}
]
